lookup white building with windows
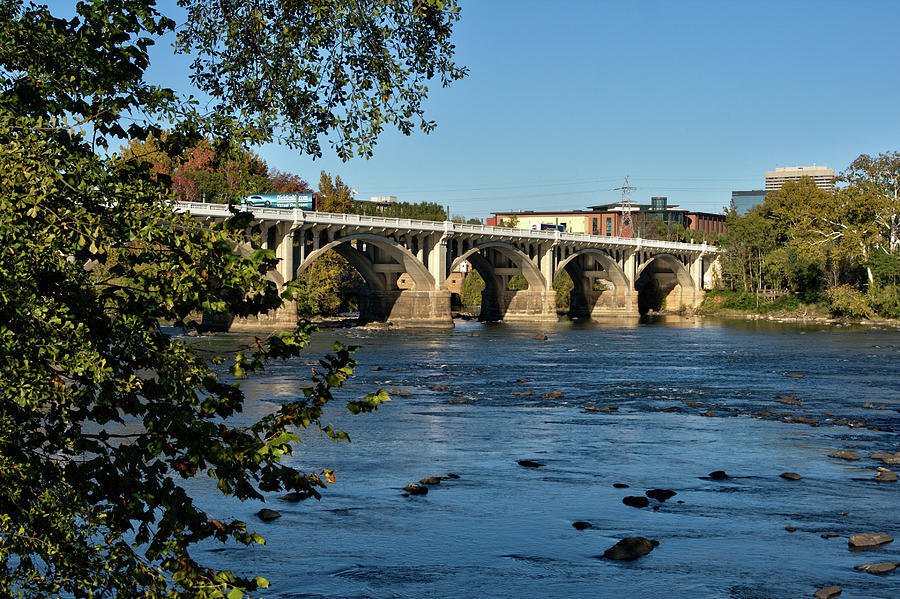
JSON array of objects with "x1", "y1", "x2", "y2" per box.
[{"x1": 765, "y1": 166, "x2": 834, "y2": 191}]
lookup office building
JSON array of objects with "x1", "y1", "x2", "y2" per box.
[
  {"x1": 765, "y1": 166, "x2": 834, "y2": 191},
  {"x1": 731, "y1": 190, "x2": 768, "y2": 215}
]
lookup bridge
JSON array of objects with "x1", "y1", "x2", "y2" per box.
[{"x1": 175, "y1": 202, "x2": 720, "y2": 330}]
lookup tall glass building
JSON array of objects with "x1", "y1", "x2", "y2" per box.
[{"x1": 730, "y1": 190, "x2": 767, "y2": 215}]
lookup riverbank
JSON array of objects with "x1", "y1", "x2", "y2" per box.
[
  {"x1": 698, "y1": 311, "x2": 900, "y2": 329},
  {"x1": 695, "y1": 289, "x2": 900, "y2": 330},
  {"x1": 691, "y1": 307, "x2": 900, "y2": 330}
]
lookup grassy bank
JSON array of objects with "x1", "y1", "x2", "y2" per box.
[
  {"x1": 698, "y1": 289, "x2": 829, "y2": 318},
  {"x1": 696, "y1": 289, "x2": 900, "y2": 328}
]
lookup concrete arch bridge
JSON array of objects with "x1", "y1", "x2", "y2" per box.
[{"x1": 175, "y1": 202, "x2": 720, "y2": 329}]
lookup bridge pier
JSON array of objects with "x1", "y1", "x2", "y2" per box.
[
  {"x1": 201, "y1": 300, "x2": 300, "y2": 333},
  {"x1": 569, "y1": 288, "x2": 638, "y2": 317},
  {"x1": 479, "y1": 289, "x2": 557, "y2": 323},
  {"x1": 359, "y1": 290, "x2": 453, "y2": 328}
]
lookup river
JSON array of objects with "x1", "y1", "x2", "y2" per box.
[{"x1": 191, "y1": 316, "x2": 900, "y2": 599}]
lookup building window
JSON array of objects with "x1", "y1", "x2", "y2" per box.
[
  {"x1": 606, "y1": 217, "x2": 612, "y2": 236},
  {"x1": 592, "y1": 218, "x2": 598, "y2": 234}
]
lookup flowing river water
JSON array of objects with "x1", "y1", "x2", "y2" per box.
[{"x1": 189, "y1": 316, "x2": 900, "y2": 599}]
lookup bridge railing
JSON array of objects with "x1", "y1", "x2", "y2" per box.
[{"x1": 172, "y1": 201, "x2": 716, "y2": 254}]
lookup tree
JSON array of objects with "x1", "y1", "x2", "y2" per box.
[
  {"x1": 294, "y1": 252, "x2": 365, "y2": 317},
  {"x1": 268, "y1": 170, "x2": 314, "y2": 194},
  {"x1": 171, "y1": 139, "x2": 271, "y2": 203},
  {"x1": 553, "y1": 269, "x2": 573, "y2": 309},
  {"x1": 123, "y1": 135, "x2": 312, "y2": 202},
  {"x1": 178, "y1": 0, "x2": 467, "y2": 160},
  {"x1": 353, "y1": 200, "x2": 448, "y2": 220},
  {"x1": 0, "y1": 0, "x2": 464, "y2": 597},
  {"x1": 451, "y1": 214, "x2": 482, "y2": 224},
  {"x1": 459, "y1": 270, "x2": 484, "y2": 308},
  {"x1": 317, "y1": 171, "x2": 354, "y2": 213},
  {"x1": 839, "y1": 152, "x2": 900, "y2": 255},
  {"x1": 717, "y1": 206, "x2": 777, "y2": 295},
  {"x1": 774, "y1": 178, "x2": 877, "y2": 286}
]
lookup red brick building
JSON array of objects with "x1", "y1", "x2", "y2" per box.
[{"x1": 489, "y1": 197, "x2": 725, "y2": 238}]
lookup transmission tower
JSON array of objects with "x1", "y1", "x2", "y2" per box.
[{"x1": 613, "y1": 176, "x2": 637, "y2": 237}]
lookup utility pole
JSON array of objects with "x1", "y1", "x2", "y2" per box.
[{"x1": 612, "y1": 176, "x2": 637, "y2": 237}]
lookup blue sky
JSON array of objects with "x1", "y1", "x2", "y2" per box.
[{"x1": 123, "y1": 2, "x2": 900, "y2": 218}]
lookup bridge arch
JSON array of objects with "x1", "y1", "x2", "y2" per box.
[
  {"x1": 555, "y1": 249, "x2": 633, "y2": 317},
  {"x1": 297, "y1": 233, "x2": 436, "y2": 292},
  {"x1": 450, "y1": 241, "x2": 554, "y2": 323},
  {"x1": 291, "y1": 233, "x2": 451, "y2": 327},
  {"x1": 451, "y1": 241, "x2": 545, "y2": 289},
  {"x1": 635, "y1": 253, "x2": 696, "y2": 314}
]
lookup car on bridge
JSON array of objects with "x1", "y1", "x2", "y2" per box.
[{"x1": 242, "y1": 193, "x2": 314, "y2": 209}]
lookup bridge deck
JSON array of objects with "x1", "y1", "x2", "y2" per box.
[{"x1": 173, "y1": 201, "x2": 718, "y2": 254}]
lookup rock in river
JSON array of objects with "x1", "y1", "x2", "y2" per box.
[
  {"x1": 517, "y1": 460, "x2": 545, "y2": 468},
  {"x1": 813, "y1": 586, "x2": 841, "y2": 599},
  {"x1": 403, "y1": 483, "x2": 428, "y2": 495},
  {"x1": 875, "y1": 467, "x2": 898, "y2": 482},
  {"x1": 622, "y1": 496, "x2": 650, "y2": 508},
  {"x1": 779, "y1": 472, "x2": 803, "y2": 481},
  {"x1": 419, "y1": 476, "x2": 442, "y2": 485},
  {"x1": 870, "y1": 451, "x2": 900, "y2": 461},
  {"x1": 281, "y1": 492, "x2": 308, "y2": 502},
  {"x1": 572, "y1": 521, "x2": 592, "y2": 530},
  {"x1": 541, "y1": 391, "x2": 564, "y2": 399},
  {"x1": 645, "y1": 489, "x2": 677, "y2": 502},
  {"x1": 600, "y1": 537, "x2": 659, "y2": 561},
  {"x1": 776, "y1": 394, "x2": 801, "y2": 405},
  {"x1": 854, "y1": 562, "x2": 899, "y2": 575},
  {"x1": 257, "y1": 508, "x2": 282, "y2": 521},
  {"x1": 584, "y1": 405, "x2": 618, "y2": 413},
  {"x1": 848, "y1": 532, "x2": 893, "y2": 549},
  {"x1": 708, "y1": 470, "x2": 730, "y2": 480},
  {"x1": 389, "y1": 388, "x2": 413, "y2": 397},
  {"x1": 828, "y1": 449, "x2": 860, "y2": 461}
]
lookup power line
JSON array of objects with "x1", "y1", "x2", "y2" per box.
[{"x1": 356, "y1": 175, "x2": 758, "y2": 196}]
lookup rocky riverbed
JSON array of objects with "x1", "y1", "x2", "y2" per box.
[{"x1": 194, "y1": 316, "x2": 899, "y2": 598}]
